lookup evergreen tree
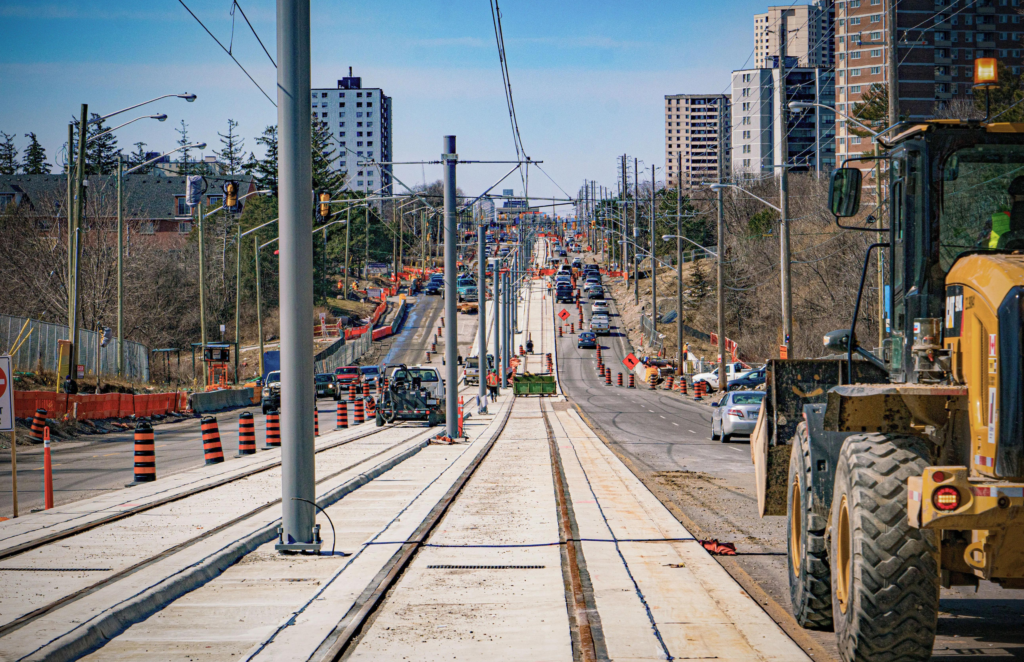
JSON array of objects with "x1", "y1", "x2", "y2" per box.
[
  {"x1": 21, "y1": 132, "x2": 50, "y2": 174},
  {"x1": 85, "y1": 114, "x2": 121, "y2": 174},
  {"x1": 245, "y1": 125, "x2": 278, "y2": 192},
  {"x1": 0, "y1": 132, "x2": 19, "y2": 175},
  {"x1": 848, "y1": 83, "x2": 889, "y2": 138},
  {"x1": 217, "y1": 119, "x2": 245, "y2": 175},
  {"x1": 176, "y1": 119, "x2": 196, "y2": 175},
  {"x1": 128, "y1": 141, "x2": 151, "y2": 174},
  {"x1": 312, "y1": 118, "x2": 345, "y2": 197}
]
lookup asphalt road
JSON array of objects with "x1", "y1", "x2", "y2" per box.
[{"x1": 556, "y1": 264, "x2": 1024, "y2": 662}]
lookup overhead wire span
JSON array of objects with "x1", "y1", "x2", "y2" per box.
[{"x1": 176, "y1": 0, "x2": 276, "y2": 107}]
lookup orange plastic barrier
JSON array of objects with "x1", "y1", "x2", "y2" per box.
[{"x1": 14, "y1": 390, "x2": 184, "y2": 420}]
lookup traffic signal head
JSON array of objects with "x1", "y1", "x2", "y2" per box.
[
  {"x1": 318, "y1": 191, "x2": 331, "y2": 220},
  {"x1": 224, "y1": 181, "x2": 238, "y2": 209}
]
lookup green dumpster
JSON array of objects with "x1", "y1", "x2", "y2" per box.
[{"x1": 512, "y1": 373, "x2": 557, "y2": 396}]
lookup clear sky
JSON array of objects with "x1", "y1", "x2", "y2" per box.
[{"x1": 0, "y1": 0, "x2": 778, "y2": 200}]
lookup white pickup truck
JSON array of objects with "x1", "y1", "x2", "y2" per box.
[{"x1": 691, "y1": 362, "x2": 751, "y2": 392}]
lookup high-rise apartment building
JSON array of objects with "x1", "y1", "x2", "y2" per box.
[
  {"x1": 310, "y1": 69, "x2": 393, "y2": 194},
  {"x1": 754, "y1": 1, "x2": 835, "y2": 68},
  {"x1": 731, "y1": 66, "x2": 836, "y2": 177},
  {"x1": 665, "y1": 94, "x2": 732, "y2": 189},
  {"x1": 835, "y1": 0, "x2": 1024, "y2": 165}
]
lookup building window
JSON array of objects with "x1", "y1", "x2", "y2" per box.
[
  {"x1": 850, "y1": 51, "x2": 861, "y2": 59},
  {"x1": 321, "y1": 92, "x2": 327, "y2": 98},
  {"x1": 870, "y1": 14, "x2": 881, "y2": 22},
  {"x1": 870, "y1": 66, "x2": 881, "y2": 74},
  {"x1": 140, "y1": 221, "x2": 156, "y2": 235},
  {"x1": 850, "y1": 85, "x2": 862, "y2": 93},
  {"x1": 357, "y1": 102, "x2": 363, "y2": 108},
  {"x1": 742, "y1": 102, "x2": 751, "y2": 111},
  {"x1": 175, "y1": 196, "x2": 189, "y2": 216},
  {"x1": 851, "y1": 68, "x2": 861, "y2": 76},
  {"x1": 742, "y1": 145, "x2": 751, "y2": 153},
  {"x1": 742, "y1": 116, "x2": 751, "y2": 125},
  {"x1": 368, "y1": 141, "x2": 373, "y2": 146},
  {"x1": 742, "y1": 130, "x2": 751, "y2": 139},
  {"x1": 870, "y1": 49, "x2": 881, "y2": 57},
  {"x1": 178, "y1": 221, "x2": 192, "y2": 233}
]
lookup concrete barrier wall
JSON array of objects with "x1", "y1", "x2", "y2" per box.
[{"x1": 189, "y1": 388, "x2": 255, "y2": 414}]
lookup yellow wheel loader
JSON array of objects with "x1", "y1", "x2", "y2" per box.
[{"x1": 752, "y1": 119, "x2": 1024, "y2": 661}]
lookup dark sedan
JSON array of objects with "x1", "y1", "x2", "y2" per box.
[
  {"x1": 727, "y1": 367, "x2": 766, "y2": 391},
  {"x1": 577, "y1": 331, "x2": 597, "y2": 349}
]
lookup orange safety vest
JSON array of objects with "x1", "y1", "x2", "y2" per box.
[{"x1": 486, "y1": 373, "x2": 499, "y2": 387}]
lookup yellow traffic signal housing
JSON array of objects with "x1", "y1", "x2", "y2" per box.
[
  {"x1": 318, "y1": 191, "x2": 331, "y2": 219},
  {"x1": 224, "y1": 181, "x2": 238, "y2": 208}
]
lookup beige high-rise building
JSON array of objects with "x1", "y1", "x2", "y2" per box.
[
  {"x1": 754, "y1": 1, "x2": 834, "y2": 68},
  {"x1": 665, "y1": 94, "x2": 731, "y2": 189}
]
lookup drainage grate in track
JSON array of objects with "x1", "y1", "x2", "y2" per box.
[
  {"x1": 427, "y1": 564, "x2": 545, "y2": 570},
  {"x1": 0, "y1": 567, "x2": 112, "y2": 572}
]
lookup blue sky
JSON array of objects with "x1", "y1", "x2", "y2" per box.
[{"x1": 0, "y1": 0, "x2": 777, "y2": 199}]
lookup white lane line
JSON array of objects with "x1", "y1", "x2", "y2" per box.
[
  {"x1": 659, "y1": 415, "x2": 665, "y2": 419},
  {"x1": 672, "y1": 422, "x2": 679, "y2": 426},
  {"x1": 689, "y1": 430, "x2": 697, "y2": 434}
]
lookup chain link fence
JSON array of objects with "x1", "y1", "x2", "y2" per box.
[
  {"x1": 314, "y1": 332, "x2": 372, "y2": 375},
  {"x1": 0, "y1": 314, "x2": 150, "y2": 382}
]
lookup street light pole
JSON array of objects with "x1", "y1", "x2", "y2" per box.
[
  {"x1": 276, "y1": 0, "x2": 318, "y2": 553},
  {"x1": 254, "y1": 236, "x2": 264, "y2": 378},
  {"x1": 116, "y1": 154, "x2": 124, "y2": 378},
  {"x1": 68, "y1": 103, "x2": 87, "y2": 386},
  {"x1": 676, "y1": 151, "x2": 683, "y2": 375},
  {"x1": 717, "y1": 98, "x2": 728, "y2": 392},
  {"x1": 198, "y1": 197, "x2": 207, "y2": 389},
  {"x1": 343, "y1": 205, "x2": 352, "y2": 299},
  {"x1": 779, "y1": 14, "x2": 793, "y2": 357},
  {"x1": 651, "y1": 165, "x2": 657, "y2": 337},
  {"x1": 442, "y1": 136, "x2": 459, "y2": 438},
  {"x1": 478, "y1": 221, "x2": 488, "y2": 413}
]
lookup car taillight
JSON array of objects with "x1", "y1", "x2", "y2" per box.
[
  {"x1": 728, "y1": 409, "x2": 744, "y2": 418},
  {"x1": 933, "y1": 486, "x2": 961, "y2": 511}
]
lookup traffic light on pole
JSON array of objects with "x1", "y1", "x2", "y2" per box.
[
  {"x1": 318, "y1": 191, "x2": 331, "y2": 220},
  {"x1": 224, "y1": 181, "x2": 238, "y2": 209}
]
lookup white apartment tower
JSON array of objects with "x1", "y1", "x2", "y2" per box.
[
  {"x1": 310, "y1": 68, "x2": 393, "y2": 194},
  {"x1": 754, "y1": 1, "x2": 835, "y2": 69},
  {"x1": 665, "y1": 94, "x2": 731, "y2": 189}
]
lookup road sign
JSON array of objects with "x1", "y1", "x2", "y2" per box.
[
  {"x1": 366, "y1": 262, "x2": 389, "y2": 275},
  {"x1": 622, "y1": 353, "x2": 640, "y2": 371},
  {"x1": 558, "y1": 309, "x2": 570, "y2": 321},
  {"x1": 76, "y1": 365, "x2": 85, "y2": 379},
  {"x1": 0, "y1": 356, "x2": 12, "y2": 432}
]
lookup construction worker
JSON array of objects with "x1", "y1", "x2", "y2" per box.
[
  {"x1": 989, "y1": 176, "x2": 1024, "y2": 250},
  {"x1": 486, "y1": 370, "x2": 500, "y2": 402}
]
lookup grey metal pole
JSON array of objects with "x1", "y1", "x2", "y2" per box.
[
  {"x1": 651, "y1": 165, "x2": 657, "y2": 335},
  {"x1": 198, "y1": 197, "x2": 207, "y2": 389},
  {"x1": 717, "y1": 98, "x2": 728, "y2": 392},
  {"x1": 442, "y1": 136, "x2": 458, "y2": 438},
  {"x1": 116, "y1": 154, "x2": 124, "y2": 378},
  {"x1": 276, "y1": 0, "x2": 318, "y2": 552},
  {"x1": 501, "y1": 271, "x2": 510, "y2": 387},
  {"x1": 234, "y1": 222, "x2": 241, "y2": 383},
  {"x1": 343, "y1": 205, "x2": 351, "y2": 298},
  {"x1": 779, "y1": 13, "x2": 793, "y2": 356},
  {"x1": 676, "y1": 151, "x2": 683, "y2": 376},
  {"x1": 491, "y1": 258, "x2": 500, "y2": 391},
  {"x1": 69, "y1": 103, "x2": 87, "y2": 384},
  {"x1": 633, "y1": 157, "x2": 639, "y2": 306},
  {"x1": 255, "y1": 236, "x2": 264, "y2": 378},
  {"x1": 478, "y1": 224, "x2": 488, "y2": 412},
  {"x1": 66, "y1": 122, "x2": 75, "y2": 334}
]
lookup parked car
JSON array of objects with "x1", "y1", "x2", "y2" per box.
[
  {"x1": 261, "y1": 370, "x2": 281, "y2": 414},
  {"x1": 577, "y1": 331, "x2": 597, "y2": 349},
  {"x1": 335, "y1": 365, "x2": 362, "y2": 388},
  {"x1": 591, "y1": 299, "x2": 610, "y2": 316},
  {"x1": 727, "y1": 367, "x2": 766, "y2": 391},
  {"x1": 315, "y1": 373, "x2": 339, "y2": 399},
  {"x1": 360, "y1": 365, "x2": 381, "y2": 387},
  {"x1": 711, "y1": 391, "x2": 764, "y2": 442},
  {"x1": 692, "y1": 362, "x2": 752, "y2": 392}
]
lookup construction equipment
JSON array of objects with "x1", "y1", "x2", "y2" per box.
[
  {"x1": 374, "y1": 364, "x2": 446, "y2": 427},
  {"x1": 753, "y1": 115, "x2": 1024, "y2": 661}
]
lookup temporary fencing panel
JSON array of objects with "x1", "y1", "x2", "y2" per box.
[
  {"x1": 1, "y1": 314, "x2": 150, "y2": 381},
  {"x1": 14, "y1": 390, "x2": 184, "y2": 420}
]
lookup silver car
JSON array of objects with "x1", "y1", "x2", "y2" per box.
[{"x1": 711, "y1": 391, "x2": 764, "y2": 442}]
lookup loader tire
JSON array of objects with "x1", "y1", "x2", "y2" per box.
[
  {"x1": 787, "y1": 422, "x2": 833, "y2": 630},
  {"x1": 830, "y1": 433, "x2": 938, "y2": 662}
]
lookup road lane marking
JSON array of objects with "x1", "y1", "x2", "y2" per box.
[{"x1": 672, "y1": 422, "x2": 679, "y2": 426}]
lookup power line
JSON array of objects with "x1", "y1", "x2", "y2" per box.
[
  {"x1": 489, "y1": 0, "x2": 528, "y2": 192},
  {"x1": 176, "y1": 0, "x2": 276, "y2": 107},
  {"x1": 232, "y1": 0, "x2": 277, "y2": 68}
]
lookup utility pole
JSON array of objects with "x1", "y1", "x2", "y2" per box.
[
  {"x1": 778, "y1": 12, "x2": 793, "y2": 357},
  {"x1": 66, "y1": 122, "x2": 74, "y2": 334},
  {"x1": 116, "y1": 154, "x2": 124, "y2": 378},
  {"x1": 234, "y1": 222, "x2": 242, "y2": 383},
  {"x1": 442, "y1": 135, "x2": 459, "y2": 438},
  {"x1": 255, "y1": 236, "x2": 264, "y2": 378},
  {"x1": 421, "y1": 210, "x2": 426, "y2": 273},
  {"x1": 68, "y1": 103, "x2": 87, "y2": 387},
  {"x1": 650, "y1": 165, "x2": 657, "y2": 336},
  {"x1": 197, "y1": 196, "x2": 207, "y2": 389},
  {"x1": 276, "y1": 0, "x2": 318, "y2": 553},
  {"x1": 717, "y1": 96, "x2": 728, "y2": 392},
  {"x1": 676, "y1": 151, "x2": 683, "y2": 376},
  {"x1": 633, "y1": 157, "x2": 639, "y2": 305},
  {"x1": 478, "y1": 221, "x2": 488, "y2": 413},
  {"x1": 491, "y1": 258, "x2": 500, "y2": 391},
  {"x1": 364, "y1": 206, "x2": 369, "y2": 277},
  {"x1": 343, "y1": 205, "x2": 351, "y2": 298},
  {"x1": 621, "y1": 155, "x2": 627, "y2": 278},
  {"x1": 888, "y1": 0, "x2": 899, "y2": 127}
]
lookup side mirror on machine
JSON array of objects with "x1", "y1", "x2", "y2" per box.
[
  {"x1": 823, "y1": 329, "x2": 851, "y2": 352},
  {"x1": 829, "y1": 168, "x2": 862, "y2": 218}
]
